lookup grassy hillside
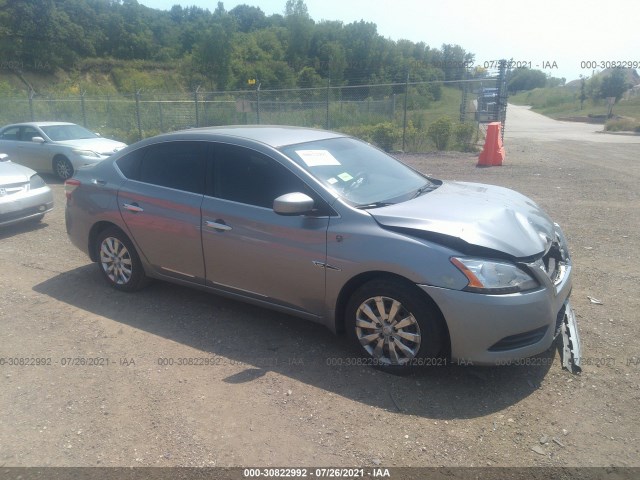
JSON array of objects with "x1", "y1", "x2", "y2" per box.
[
  {"x1": 0, "y1": 64, "x2": 475, "y2": 151},
  {"x1": 0, "y1": 60, "x2": 195, "y2": 97}
]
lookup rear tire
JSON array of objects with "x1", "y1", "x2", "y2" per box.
[
  {"x1": 95, "y1": 227, "x2": 147, "y2": 292},
  {"x1": 53, "y1": 156, "x2": 74, "y2": 180},
  {"x1": 346, "y1": 278, "x2": 445, "y2": 372}
]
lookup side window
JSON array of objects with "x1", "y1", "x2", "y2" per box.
[
  {"x1": 117, "y1": 141, "x2": 207, "y2": 195},
  {"x1": 20, "y1": 127, "x2": 40, "y2": 141},
  {"x1": 214, "y1": 145, "x2": 312, "y2": 209},
  {"x1": 0, "y1": 126, "x2": 20, "y2": 141},
  {"x1": 116, "y1": 148, "x2": 144, "y2": 180}
]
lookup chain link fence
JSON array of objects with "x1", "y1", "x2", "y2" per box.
[{"x1": 0, "y1": 75, "x2": 506, "y2": 152}]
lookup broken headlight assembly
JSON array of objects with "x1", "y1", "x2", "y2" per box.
[{"x1": 450, "y1": 257, "x2": 539, "y2": 294}]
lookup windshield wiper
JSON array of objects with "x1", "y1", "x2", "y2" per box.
[
  {"x1": 411, "y1": 182, "x2": 436, "y2": 199},
  {"x1": 355, "y1": 201, "x2": 395, "y2": 209}
]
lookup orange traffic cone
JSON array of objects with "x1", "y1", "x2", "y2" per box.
[{"x1": 477, "y1": 122, "x2": 505, "y2": 167}]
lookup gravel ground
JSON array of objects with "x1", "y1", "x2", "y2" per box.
[{"x1": 0, "y1": 129, "x2": 639, "y2": 469}]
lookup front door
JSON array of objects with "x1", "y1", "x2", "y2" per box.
[
  {"x1": 17, "y1": 126, "x2": 51, "y2": 171},
  {"x1": 201, "y1": 144, "x2": 330, "y2": 317}
]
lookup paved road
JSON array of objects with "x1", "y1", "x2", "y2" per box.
[{"x1": 505, "y1": 104, "x2": 640, "y2": 143}]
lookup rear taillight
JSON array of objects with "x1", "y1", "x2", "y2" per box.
[{"x1": 64, "y1": 178, "x2": 81, "y2": 200}]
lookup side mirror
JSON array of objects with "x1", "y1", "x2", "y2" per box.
[
  {"x1": 273, "y1": 192, "x2": 314, "y2": 216},
  {"x1": 0, "y1": 153, "x2": 9, "y2": 162},
  {"x1": 31, "y1": 136, "x2": 45, "y2": 144},
  {"x1": 95, "y1": 132, "x2": 101, "y2": 137}
]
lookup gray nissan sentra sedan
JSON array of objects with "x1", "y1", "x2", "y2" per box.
[{"x1": 65, "y1": 126, "x2": 581, "y2": 371}]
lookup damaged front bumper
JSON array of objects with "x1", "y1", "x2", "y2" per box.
[{"x1": 560, "y1": 301, "x2": 582, "y2": 373}]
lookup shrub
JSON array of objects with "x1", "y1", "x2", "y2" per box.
[
  {"x1": 403, "y1": 119, "x2": 429, "y2": 152},
  {"x1": 604, "y1": 117, "x2": 640, "y2": 132},
  {"x1": 427, "y1": 116, "x2": 453, "y2": 150},
  {"x1": 370, "y1": 122, "x2": 400, "y2": 152},
  {"x1": 339, "y1": 122, "x2": 400, "y2": 152},
  {"x1": 453, "y1": 122, "x2": 477, "y2": 151},
  {"x1": 339, "y1": 125, "x2": 374, "y2": 143}
]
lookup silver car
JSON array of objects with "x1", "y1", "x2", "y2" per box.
[
  {"x1": 65, "y1": 126, "x2": 581, "y2": 371},
  {"x1": 0, "y1": 122, "x2": 127, "y2": 180},
  {"x1": 0, "y1": 153, "x2": 54, "y2": 227}
]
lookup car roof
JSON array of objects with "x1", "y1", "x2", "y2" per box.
[
  {"x1": 163, "y1": 125, "x2": 346, "y2": 149},
  {"x1": 2, "y1": 122, "x2": 76, "y2": 129}
]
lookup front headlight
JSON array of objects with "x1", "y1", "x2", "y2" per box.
[
  {"x1": 72, "y1": 148, "x2": 100, "y2": 158},
  {"x1": 29, "y1": 174, "x2": 47, "y2": 189},
  {"x1": 451, "y1": 257, "x2": 539, "y2": 294}
]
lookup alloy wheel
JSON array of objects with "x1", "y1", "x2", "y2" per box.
[
  {"x1": 55, "y1": 158, "x2": 73, "y2": 180},
  {"x1": 354, "y1": 295, "x2": 421, "y2": 365},
  {"x1": 99, "y1": 236, "x2": 133, "y2": 285}
]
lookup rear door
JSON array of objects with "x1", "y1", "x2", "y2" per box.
[
  {"x1": 200, "y1": 144, "x2": 331, "y2": 317},
  {"x1": 116, "y1": 141, "x2": 208, "y2": 284}
]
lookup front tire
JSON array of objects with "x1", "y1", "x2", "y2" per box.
[
  {"x1": 95, "y1": 227, "x2": 147, "y2": 292},
  {"x1": 53, "y1": 156, "x2": 74, "y2": 180},
  {"x1": 346, "y1": 279, "x2": 445, "y2": 371}
]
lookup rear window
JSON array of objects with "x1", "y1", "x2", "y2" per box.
[{"x1": 116, "y1": 141, "x2": 208, "y2": 195}]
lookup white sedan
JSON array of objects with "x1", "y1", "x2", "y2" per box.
[
  {"x1": 0, "y1": 122, "x2": 126, "y2": 180},
  {"x1": 0, "y1": 153, "x2": 54, "y2": 227}
]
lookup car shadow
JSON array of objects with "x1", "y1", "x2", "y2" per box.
[
  {"x1": 33, "y1": 265, "x2": 557, "y2": 420},
  {"x1": 0, "y1": 218, "x2": 49, "y2": 238}
]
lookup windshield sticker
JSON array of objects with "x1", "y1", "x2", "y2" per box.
[
  {"x1": 296, "y1": 150, "x2": 341, "y2": 167},
  {"x1": 337, "y1": 172, "x2": 353, "y2": 182},
  {"x1": 327, "y1": 177, "x2": 338, "y2": 185}
]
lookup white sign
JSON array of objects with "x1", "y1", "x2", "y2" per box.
[{"x1": 296, "y1": 150, "x2": 341, "y2": 167}]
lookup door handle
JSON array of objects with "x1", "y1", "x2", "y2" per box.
[
  {"x1": 91, "y1": 179, "x2": 106, "y2": 186},
  {"x1": 205, "y1": 220, "x2": 232, "y2": 232},
  {"x1": 123, "y1": 203, "x2": 144, "y2": 213}
]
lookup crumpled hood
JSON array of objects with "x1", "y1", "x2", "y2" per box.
[
  {"x1": 369, "y1": 181, "x2": 555, "y2": 258},
  {"x1": 0, "y1": 160, "x2": 35, "y2": 184},
  {"x1": 58, "y1": 138, "x2": 127, "y2": 155}
]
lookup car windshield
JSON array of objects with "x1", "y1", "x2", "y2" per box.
[
  {"x1": 40, "y1": 124, "x2": 98, "y2": 141},
  {"x1": 280, "y1": 137, "x2": 432, "y2": 207}
]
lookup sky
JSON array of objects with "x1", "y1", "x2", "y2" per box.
[{"x1": 138, "y1": 0, "x2": 639, "y2": 83}]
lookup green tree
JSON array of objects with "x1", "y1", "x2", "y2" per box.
[
  {"x1": 194, "y1": 4, "x2": 237, "y2": 89},
  {"x1": 0, "y1": 0, "x2": 481, "y2": 100},
  {"x1": 284, "y1": 0, "x2": 314, "y2": 71},
  {"x1": 316, "y1": 41, "x2": 347, "y2": 84},
  {"x1": 342, "y1": 20, "x2": 383, "y2": 86},
  {"x1": 0, "y1": 0, "x2": 88, "y2": 70},
  {"x1": 297, "y1": 66, "x2": 323, "y2": 88},
  {"x1": 230, "y1": 30, "x2": 295, "y2": 89},
  {"x1": 579, "y1": 76, "x2": 587, "y2": 110},
  {"x1": 599, "y1": 69, "x2": 630, "y2": 116},
  {"x1": 599, "y1": 69, "x2": 629, "y2": 102},
  {"x1": 230, "y1": 4, "x2": 268, "y2": 32},
  {"x1": 546, "y1": 76, "x2": 566, "y2": 88},
  {"x1": 586, "y1": 75, "x2": 602, "y2": 100},
  {"x1": 507, "y1": 68, "x2": 547, "y2": 93},
  {"x1": 434, "y1": 44, "x2": 474, "y2": 82}
]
